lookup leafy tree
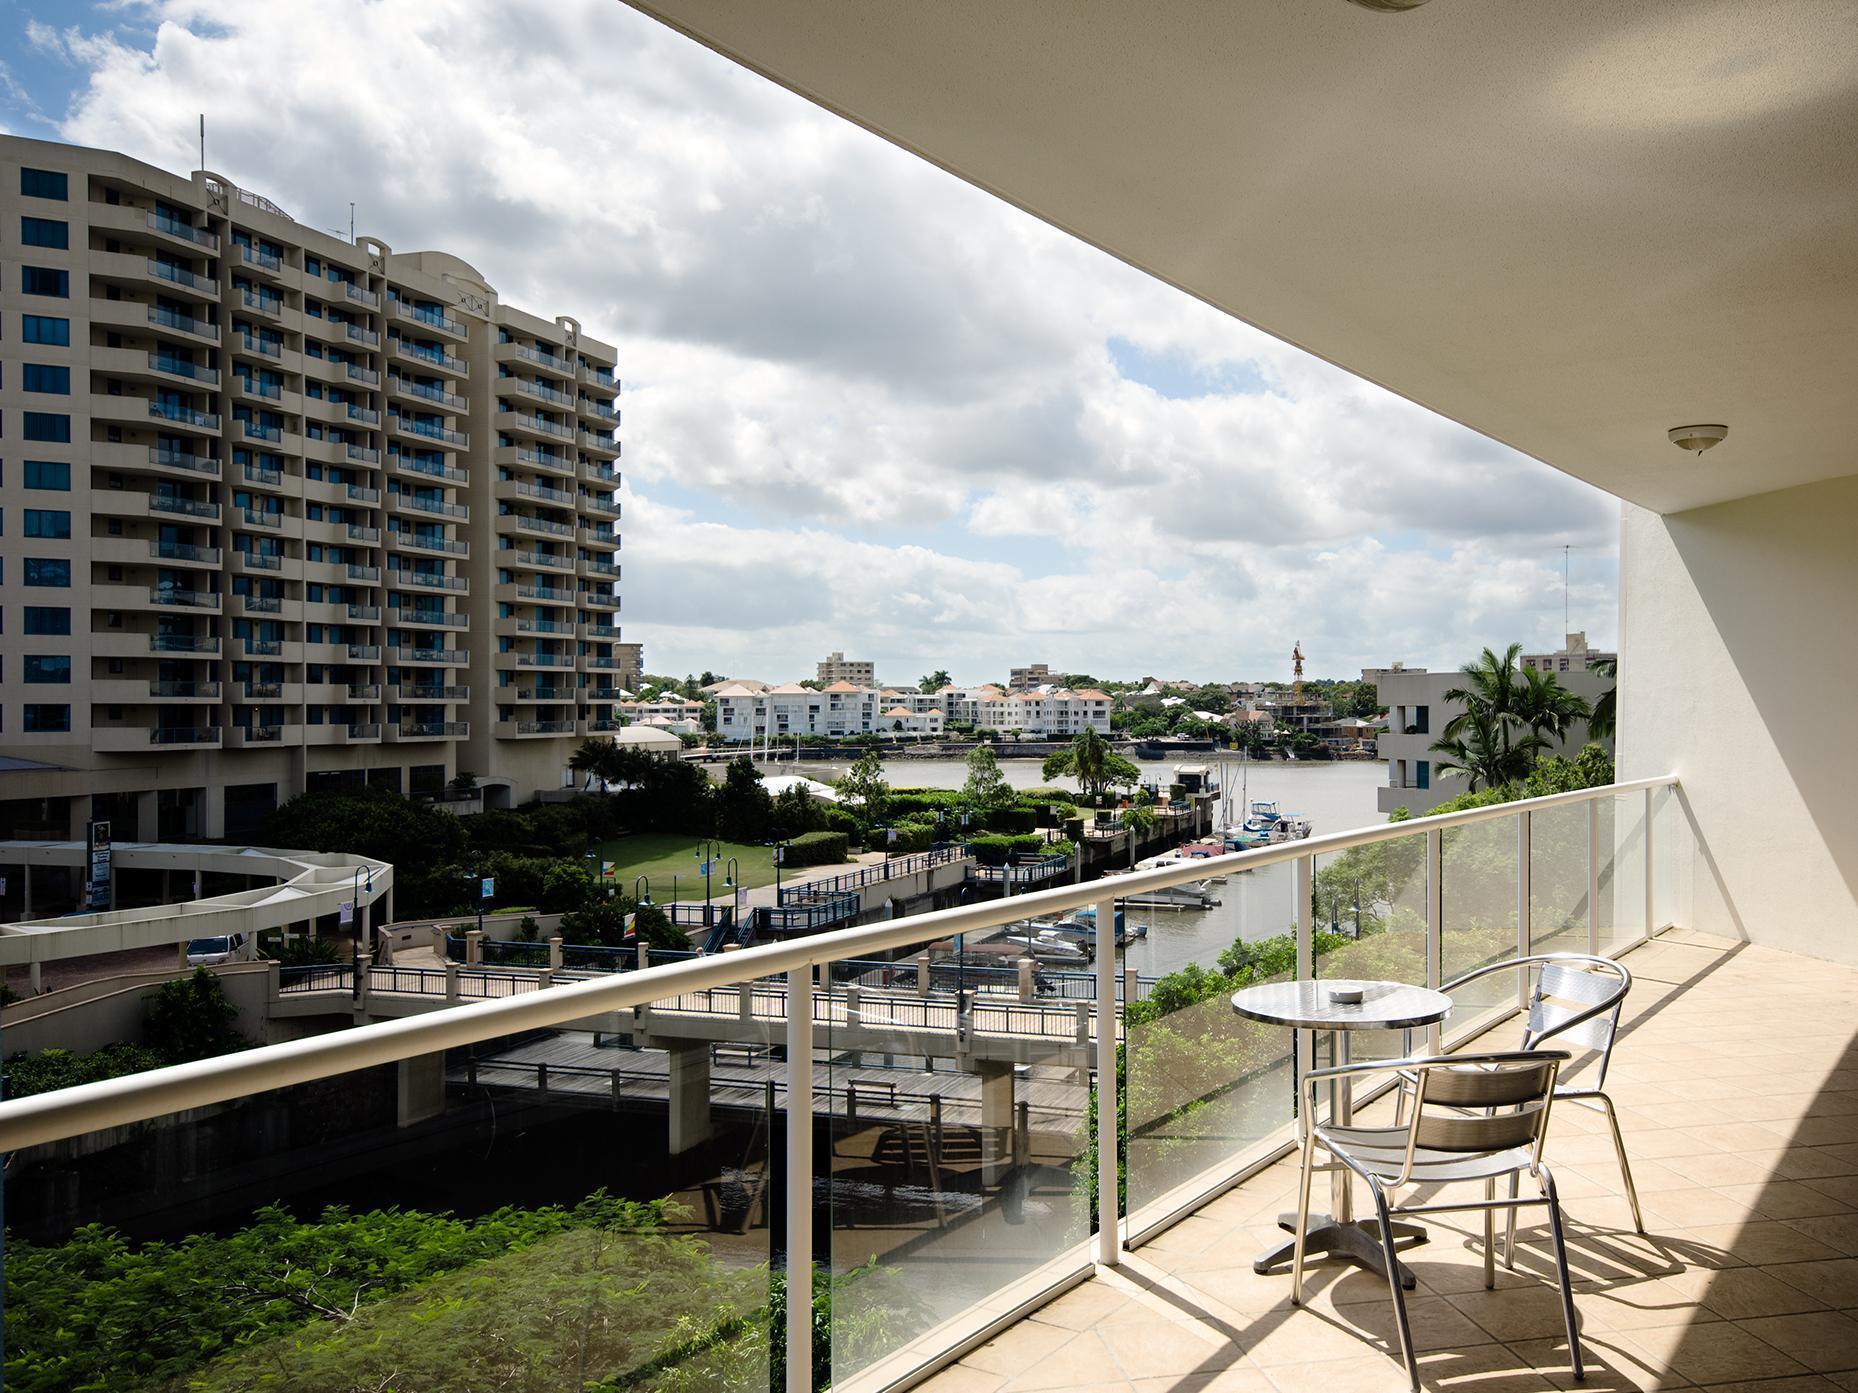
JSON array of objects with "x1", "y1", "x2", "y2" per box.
[
  {"x1": 961, "y1": 745, "x2": 1014, "y2": 810},
  {"x1": 1122, "y1": 799, "x2": 1159, "y2": 866},
  {"x1": 144, "y1": 967, "x2": 247, "y2": 1063},
  {"x1": 713, "y1": 756, "x2": 774, "y2": 842},
  {"x1": 1040, "y1": 727, "x2": 1139, "y2": 800},
  {"x1": 770, "y1": 784, "x2": 827, "y2": 839},
  {"x1": 918, "y1": 669, "x2": 951, "y2": 692},
  {"x1": 264, "y1": 787, "x2": 467, "y2": 872},
  {"x1": 1588, "y1": 655, "x2": 1618, "y2": 741},
  {"x1": 833, "y1": 750, "x2": 889, "y2": 822},
  {"x1": 540, "y1": 860, "x2": 597, "y2": 913}
]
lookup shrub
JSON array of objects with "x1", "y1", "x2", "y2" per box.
[
  {"x1": 884, "y1": 823, "x2": 936, "y2": 855},
  {"x1": 263, "y1": 933, "x2": 341, "y2": 966},
  {"x1": 1062, "y1": 815, "x2": 1086, "y2": 842},
  {"x1": 963, "y1": 834, "x2": 1048, "y2": 866},
  {"x1": 821, "y1": 806, "x2": 863, "y2": 845},
  {"x1": 983, "y1": 806, "x2": 1038, "y2": 835},
  {"x1": 517, "y1": 915, "x2": 541, "y2": 942},
  {"x1": 145, "y1": 968, "x2": 247, "y2": 1063},
  {"x1": 785, "y1": 830, "x2": 850, "y2": 868},
  {"x1": 540, "y1": 861, "x2": 596, "y2": 913}
]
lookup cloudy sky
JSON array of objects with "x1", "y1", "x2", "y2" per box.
[{"x1": 2, "y1": 0, "x2": 1620, "y2": 687}]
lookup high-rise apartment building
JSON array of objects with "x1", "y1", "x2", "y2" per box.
[
  {"x1": 0, "y1": 138, "x2": 625, "y2": 840},
  {"x1": 815, "y1": 651, "x2": 874, "y2": 686}
]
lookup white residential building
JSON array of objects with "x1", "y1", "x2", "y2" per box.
[
  {"x1": 712, "y1": 680, "x2": 883, "y2": 742},
  {"x1": 933, "y1": 684, "x2": 1003, "y2": 724},
  {"x1": 880, "y1": 704, "x2": 945, "y2": 736},
  {"x1": 976, "y1": 687, "x2": 1112, "y2": 737},
  {"x1": 617, "y1": 695, "x2": 705, "y2": 734}
]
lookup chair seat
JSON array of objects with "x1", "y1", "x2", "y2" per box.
[{"x1": 1315, "y1": 1123, "x2": 1538, "y2": 1184}]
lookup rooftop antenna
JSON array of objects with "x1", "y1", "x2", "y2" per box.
[
  {"x1": 1563, "y1": 544, "x2": 1570, "y2": 637},
  {"x1": 197, "y1": 114, "x2": 205, "y2": 173},
  {"x1": 349, "y1": 202, "x2": 355, "y2": 243}
]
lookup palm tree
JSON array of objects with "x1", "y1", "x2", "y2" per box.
[
  {"x1": 1516, "y1": 666, "x2": 1592, "y2": 745},
  {"x1": 1430, "y1": 703, "x2": 1547, "y2": 790},
  {"x1": 1434, "y1": 643, "x2": 1581, "y2": 790},
  {"x1": 1122, "y1": 798, "x2": 1160, "y2": 866},
  {"x1": 1041, "y1": 727, "x2": 1138, "y2": 801},
  {"x1": 569, "y1": 737, "x2": 613, "y2": 791},
  {"x1": 1587, "y1": 656, "x2": 1618, "y2": 741}
]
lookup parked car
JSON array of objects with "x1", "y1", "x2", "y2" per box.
[{"x1": 185, "y1": 933, "x2": 253, "y2": 967}]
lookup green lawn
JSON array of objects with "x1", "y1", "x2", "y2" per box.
[{"x1": 593, "y1": 833, "x2": 856, "y2": 901}]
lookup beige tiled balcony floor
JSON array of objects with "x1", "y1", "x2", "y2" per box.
[{"x1": 920, "y1": 931, "x2": 1858, "y2": 1393}]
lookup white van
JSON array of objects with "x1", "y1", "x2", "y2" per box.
[{"x1": 185, "y1": 932, "x2": 253, "y2": 967}]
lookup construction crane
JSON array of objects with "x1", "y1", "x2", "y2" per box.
[{"x1": 1291, "y1": 641, "x2": 1305, "y2": 705}]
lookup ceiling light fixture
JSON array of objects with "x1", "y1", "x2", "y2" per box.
[
  {"x1": 1345, "y1": 0, "x2": 1434, "y2": 10},
  {"x1": 1667, "y1": 424, "x2": 1728, "y2": 455}
]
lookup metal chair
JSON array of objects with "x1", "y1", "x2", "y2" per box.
[
  {"x1": 1294, "y1": 1051, "x2": 1585, "y2": 1392},
  {"x1": 1402, "y1": 954, "x2": 1641, "y2": 1234}
]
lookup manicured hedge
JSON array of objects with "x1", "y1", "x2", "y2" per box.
[
  {"x1": 984, "y1": 806, "x2": 1038, "y2": 835},
  {"x1": 786, "y1": 830, "x2": 851, "y2": 868},
  {"x1": 964, "y1": 833, "x2": 1050, "y2": 867}
]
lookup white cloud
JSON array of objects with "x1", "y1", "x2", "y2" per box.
[{"x1": 40, "y1": 0, "x2": 1621, "y2": 682}]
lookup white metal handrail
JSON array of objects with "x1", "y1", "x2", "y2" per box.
[{"x1": 0, "y1": 775, "x2": 1672, "y2": 1151}]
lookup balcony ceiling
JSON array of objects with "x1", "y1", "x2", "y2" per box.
[{"x1": 625, "y1": 0, "x2": 1858, "y2": 514}]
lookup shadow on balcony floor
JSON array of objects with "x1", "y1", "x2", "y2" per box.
[{"x1": 920, "y1": 929, "x2": 1858, "y2": 1393}]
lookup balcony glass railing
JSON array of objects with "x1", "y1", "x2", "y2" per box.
[
  {"x1": 0, "y1": 762, "x2": 1673, "y2": 1393},
  {"x1": 239, "y1": 244, "x2": 283, "y2": 273},
  {"x1": 344, "y1": 282, "x2": 380, "y2": 308},
  {"x1": 239, "y1": 287, "x2": 284, "y2": 316},
  {"x1": 347, "y1": 444, "x2": 382, "y2": 464},
  {"x1": 346, "y1": 323, "x2": 380, "y2": 346},
  {"x1": 148, "y1": 210, "x2": 218, "y2": 248},
  {"x1": 395, "y1": 493, "x2": 469, "y2": 519},
  {"x1": 395, "y1": 302, "x2": 467, "y2": 335},
  {"x1": 151, "y1": 539, "x2": 221, "y2": 564},
  {"x1": 241, "y1": 420, "x2": 283, "y2": 443},
  {"x1": 237, "y1": 375, "x2": 283, "y2": 400},
  {"x1": 149, "y1": 446, "x2": 219, "y2": 475},
  {"x1": 149, "y1": 352, "x2": 216, "y2": 382},
  {"x1": 149, "y1": 400, "x2": 219, "y2": 429},
  {"x1": 393, "y1": 531, "x2": 469, "y2": 556},
  {"x1": 347, "y1": 362, "x2": 381, "y2": 385},
  {"x1": 392, "y1": 377, "x2": 469, "y2": 410},
  {"x1": 149, "y1": 634, "x2": 219, "y2": 653},
  {"x1": 393, "y1": 340, "x2": 468, "y2": 374},
  {"x1": 347, "y1": 483, "x2": 382, "y2": 503},
  {"x1": 390, "y1": 609, "x2": 468, "y2": 629},
  {"x1": 148, "y1": 305, "x2": 218, "y2": 339},
  {"x1": 150, "y1": 494, "x2": 220, "y2": 520},
  {"x1": 394, "y1": 419, "x2": 469, "y2": 448},
  {"x1": 392, "y1": 456, "x2": 467, "y2": 483},
  {"x1": 148, "y1": 258, "x2": 209, "y2": 290},
  {"x1": 148, "y1": 726, "x2": 219, "y2": 745},
  {"x1": 237, "y1": 332, "x2": 283, "y2": 359},
  {"x1": 397, "y1": 570, "x2": 467, "y2": 592}
]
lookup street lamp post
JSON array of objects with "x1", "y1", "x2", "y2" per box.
[
  {"x1": 349, "y1": 864, "x2": 374, "y2": 981},
  {"x1": 633, "y1": 875, "x2": 652, "y2": 907},
  {"x1": 773, "y1": 841, "x2": 788, "y2": 900},
  {"x1": 695, "y1": 839, "x2": 722, "y2": 928},
  {"x1": 724, "y1": 857, "x2": 740, "y2": 930}
]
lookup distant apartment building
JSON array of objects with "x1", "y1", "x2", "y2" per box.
[
  {"x1": 0, "y1": 137, "x2": 625, "y2": 839},
  {"x1": 815, "y1": 651, "x2": 875, "y2": 686},
  {"x1": 1522, "y1": 631, "x2": 1615, "y2": 676},
  {"x1": 932, "y1": 684, "x2": 1003, "y2": 725},
  {"x1": 1376, "y1": 663, "x2": 1614, "y2": 815},
  {"x1": 1007, "y1": 662, "x2": 1051, "y2": 691},
  {"x1": 880, "y1": 704, "x2": 945, "y2": 736},
  {"x1": 976, "y1": 687, "x2": 1112, "y2": 737},
  {"x1": 1360, "y1": 662, "x2": 1424, "y2": 684},
  {"x1": 712, "y1": 680, "x2": 882, "y2": 742},
  {"x1": 617, "y1": 695, "x2": 704, "y2": 734}
]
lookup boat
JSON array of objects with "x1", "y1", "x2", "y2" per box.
[
  {"x1": 997, "y1": 923, "x2": 1091, "y2": 964},
  {"x1": 1241, "y1": 799, "x2": 1313, "y2": 842},
  {"x1": 1101, "y1": 850, "x2": 1222, "y2": 908},
  {"x1": 1069, "y1": 905, "x2": 1145, "y2": 941}
]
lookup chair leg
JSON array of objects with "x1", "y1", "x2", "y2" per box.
[
  {"x1": 1540, "y1": 1165, "x2": 1586, "y2": 1383},
  {"x1": 1483, "y1": 1176, "x2": 1496, "y2": 1290},
  {"x1": 1503, "y1": 1171, "x2": 1519, "y2": 1269},
  {"x1": 1594, "y1": 1091, "x2": 1645, "y2": 1233},
  {"x1": 1291, "y1": 1123, "x2": 1319, "y2": 1305},
  {"x1": 1369, "y1": 1177, "x2": 1421, "y2": 1393}
]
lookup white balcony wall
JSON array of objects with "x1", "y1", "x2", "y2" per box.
[{"x1": 1620, "y1": 477, "x2": 1858, "y2": 962}]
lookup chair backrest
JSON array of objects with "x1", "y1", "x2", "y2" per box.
[
  {"x1": 1524, "y1": 960, "x2": 1628, "y2": 1083},
  {"x1": 1408, "y1": 1054, "x2": 1562, "y2": 1160}
]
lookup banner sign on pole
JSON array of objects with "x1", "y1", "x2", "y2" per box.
[
  {"x1": 481, "y1": 877, "x2": 495, "y2": 900},
  {"x1": 86, "y1": 819, "x2": 113, "y2": 912}
]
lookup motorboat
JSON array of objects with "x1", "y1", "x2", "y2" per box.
[
  {"x1": 1241, "y1": 799, "x2": 1313, "y2": 842},
  {"x1": 1069, "y1": 905, "x2": 1145, "y2": 941},
  {"x1": 1101, "y1": 850, "x2": 1222, "y2": 908}
]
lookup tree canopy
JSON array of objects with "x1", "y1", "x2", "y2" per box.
[{"x1": 1041, "y1": 728, "x2": 1140, "y2": 799}]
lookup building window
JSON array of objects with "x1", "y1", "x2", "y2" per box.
[
  {"x1": 24, "y1": 460, "x2": 70, "y2": 490},
  {"x1": 20, "y1": 167, "x2": 68, "y2": 200},
  {"x1": 23, "y1": 704, "x2": 71, "y2": 733},
  {"x1": 1416, "y1": 760, "x2": 1430, "y2": 790},
  {"x1": 23, "y1": 413, "x2": 71, "y2": 443},
  {"x1": 20, "y1": 216, "x2": 68, "y2": 248},
  {"x1": 22, "y1": 364, "x2": 70, "y2": 394},
  {"x1": 22, "y1": 314, "x2": 70, "y2": 346},
  {"x1": 24, "y1": 509, "x2": 71, "y2": 539},
  {"x1": 23, "y1": 606, "x2": 70, "y2": 636},
  {"x1": 24, "y1": 654, "x2": 70, "y2": 684},
  {"x1": 21, "y1": 266, "x2": 70, "y2": 297},
  {"x1": 24, "y1": 558, "x2": 71, "y2": 587}
]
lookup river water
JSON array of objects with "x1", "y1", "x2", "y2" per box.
[{"x1": 788, "y1": 754, "x2": 1389, "y2": 979}]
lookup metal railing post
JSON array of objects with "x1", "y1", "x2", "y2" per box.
[
  {"x1": 784, "y1": 966, "x2": 814, "y2": 1393},
  {"x1": 1516, "y1": 811, "x2": 1532, "y2": 1010},
  {"x1": 1425, "y1": 828, "x2": 1442, "y2": 1053},
  {"x1": 1095, "y1": 893, "x2": 1119, "y2": 1267},
  {"x1": 1587, "y1": 797, "x2": 1601, "y2": 955},
  {"x1": 1295, "y1": 854, "x2": 1313, "y2": 1128},
  {"x1": 1644, "y1": 785, "x2": 1656, "y2": 939}
]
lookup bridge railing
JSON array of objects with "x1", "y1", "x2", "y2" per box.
[
  {"x1": 0, "y1": 776, "x2": 1681, "y2": 1393},
  {"x1": 775, "y1": 842, "x2": 965, "y2": 904}
]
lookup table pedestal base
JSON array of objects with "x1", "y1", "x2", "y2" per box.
[{"x1": 1254, "y1": 1212, "x2": 1428, "y2": 1288}]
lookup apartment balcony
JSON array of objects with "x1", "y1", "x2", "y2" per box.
[
  {"x1": 579, "y1": 524, "x2": 623, "y2": 552},
  {"x1": 90, "y1": 250, "x2": 219, "y2": 304},
  {"x1": 388, "y1": 530, "x2": 470, "y2": 559},
  {"x1": 495, "y1": 581, "x2": 575, "y2": 608},
  {"x1": 390, "y1": 455, "x2": 468, "y2": 486},
  {"x1": 579, "y1": 399, "x2": 619, "y2": 426},
  {"x1": 115, "y1": 442, "x2": 220, "y2": 479},
  {"x1": 230, "y1": 333, "x2": 296, "y2": 372},
  {"x1": 502, "y1": 376, "x2": 576, "y2": 411},
  {"x1": 506, "y1": 548, "x2": 575, "y2": 574},
  {"x1": 0, "y1": 776, "x2": 1768, "y2": 1393},
  {"x1": 495, "y1": 444, "x2": 576, "y2": 478},
  {"x1": 392, "y1": 301, "x2": 468, "y2": 340},
  {"x1": 579, "y1": 359, "x2": 620, "y2": 392},
  {"x1": 393, "y1": 569, "x2": 468, "y2": 594},
  {"x1": 91, "y1": 488, "x2": 219, "y2": 525},
  {"x1": 581, "y1": 717, "x2": 625, "y2": 734},
  {"x1": 496, "y1": 340, "x2": 576, "y2": 379},
  {"x1": 579, "y1": 429, "x2": 621, "y2": 458},
  {"x1": 497, "y1": 409, "x2": 577, "y2": 445},
  {"x1": 388, "y1": 684, "x2": 469, "y2": 703},
  {"x1": 387, "y1": 646, "x2": 467, "y2": 667},
  {"x1": 343, "y1": 283, "x2": 382, "y2": 309},
  {"x1": 579, "y1": 623, "x2": 624, "y2": 643},
  {"x1": 92, "y1": 679, "x2": 222, "y2": 706},
  {"x1": 86, "y1": 200, "x2": 219, "y2": 253},
  {"x1": 494, "y1": 650, "x2": 576, "y2": 671},
  {"x1": 388, "y1": 608, "x2": 469, "y2": 630},
  {"x1": 581, "y1": 590, "x2": 623, "y2": 613},
  {"x1": 580, "y1": 495, "x2": 624, "y2": 520},
  {"x1": 387, "y1": 375, "x2": 468, "y2": 412},
  {"x1": 500, "y1": 512, "x2": 576, "y2": 541},
  {"x1": 232, "y1": 682, "x2": 304, "y2": 706},
  {"x1": 92, "y1": 725, "x2": 222, "y2": 752},
  {"x1": 224, "y1": 723, "x2": 301, "y2": 750},
  {"x1": 389, "y1": 720, "x2": 468, "y2": 741},
  {"x1": 235, "y1": 285, "x2": 286, "y2": 321},
  {"x1": 347, "y1": 644, "x2": 384, "y2": 662},
  {"x1": 517, "y1": 685, "x2": 577, "y2": 704},
  {"x1": 388, "y1": 491, "x2": 470, "y2": 523},
  {"x1": 583, "y1": 462, "x2": 622, "y2": 488},
  {"x1": 495, "y1": 719, "x2": 578, "y2": 738},
  {"x1": 495, "y1": 615, "x2": 575, "y2": 640},
  {"x1": 496, "y1": 478, "x2": 576, "y2": 509},
  {"x1": 389, "y1": 339, "x2": 468, "y2": 378},
  {"x1": 229, "y1": 549, "x2": 289, "y2": 578},
  {"x1": 235, "y1": 243, "x2": 285, "y2": 279},
  {"x1": 579, "y1": 556, "x2": 622, "y2": 581},
  {"x1": 90, "y1": 346, "x2": 217, "y2": 389}
]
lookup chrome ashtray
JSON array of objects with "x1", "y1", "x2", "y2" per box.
[{"x1": 1327, "y1": 986, "x2": 1365, "y2": 1005}]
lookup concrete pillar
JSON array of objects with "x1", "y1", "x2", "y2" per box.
[
  {"x1": 1124, "y1": 967, "x2": 1140, "y2": 1005},
  {"x1": 977, "y1": 1059, "x2": 1015, "y2": 1186},
  {"x1": 397, "y1": 1053, "x2": 445, "y2": 1127},
  {"x1": 465, "y1": 929, "x2": 483, "y2": 967},
  {"x1": 445, "y1": 963, "x2": 460, "y2": 1003},
  {"x1": 28, "y1": 959, "x2": 43, "y2": 995},
  {"x1": 177, "y1": 941, "x2": 189, "y2": 970},
  {"x1": 547, "y1": 935, "x2": 563, "y2": 971},
  {"x1": 354, "y1": 951, "x2": 371, "y2": 1010},
  {"x1": 22, "y1": 864, "x2": 32, "y2": 921},
  {"x1": 636, "y1": 941, "x2": 650, "y2": 971},
  {"x1": 66, "y1": 795, "x2": 94, "y2": 841},
  {"x1": 666, "y1": 1042, "x2": 714, "y2": 1156},
  {"x1": 1017, "y1": 957, "x2": 1036, "y2": 1003},
  {"x1": 201, "y1": 781, "x2": 226, "y2": 841},
  {"x1": 135, "y1": 789, "x2": 159, "y2": 844},
  {"x1": 915, "y1": 952, "x2": 932, "y2": 997}
]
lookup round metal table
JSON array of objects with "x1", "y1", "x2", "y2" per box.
[{"x1": 1232, "y1": 978, "x2": 1452, "y2": 1287}]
